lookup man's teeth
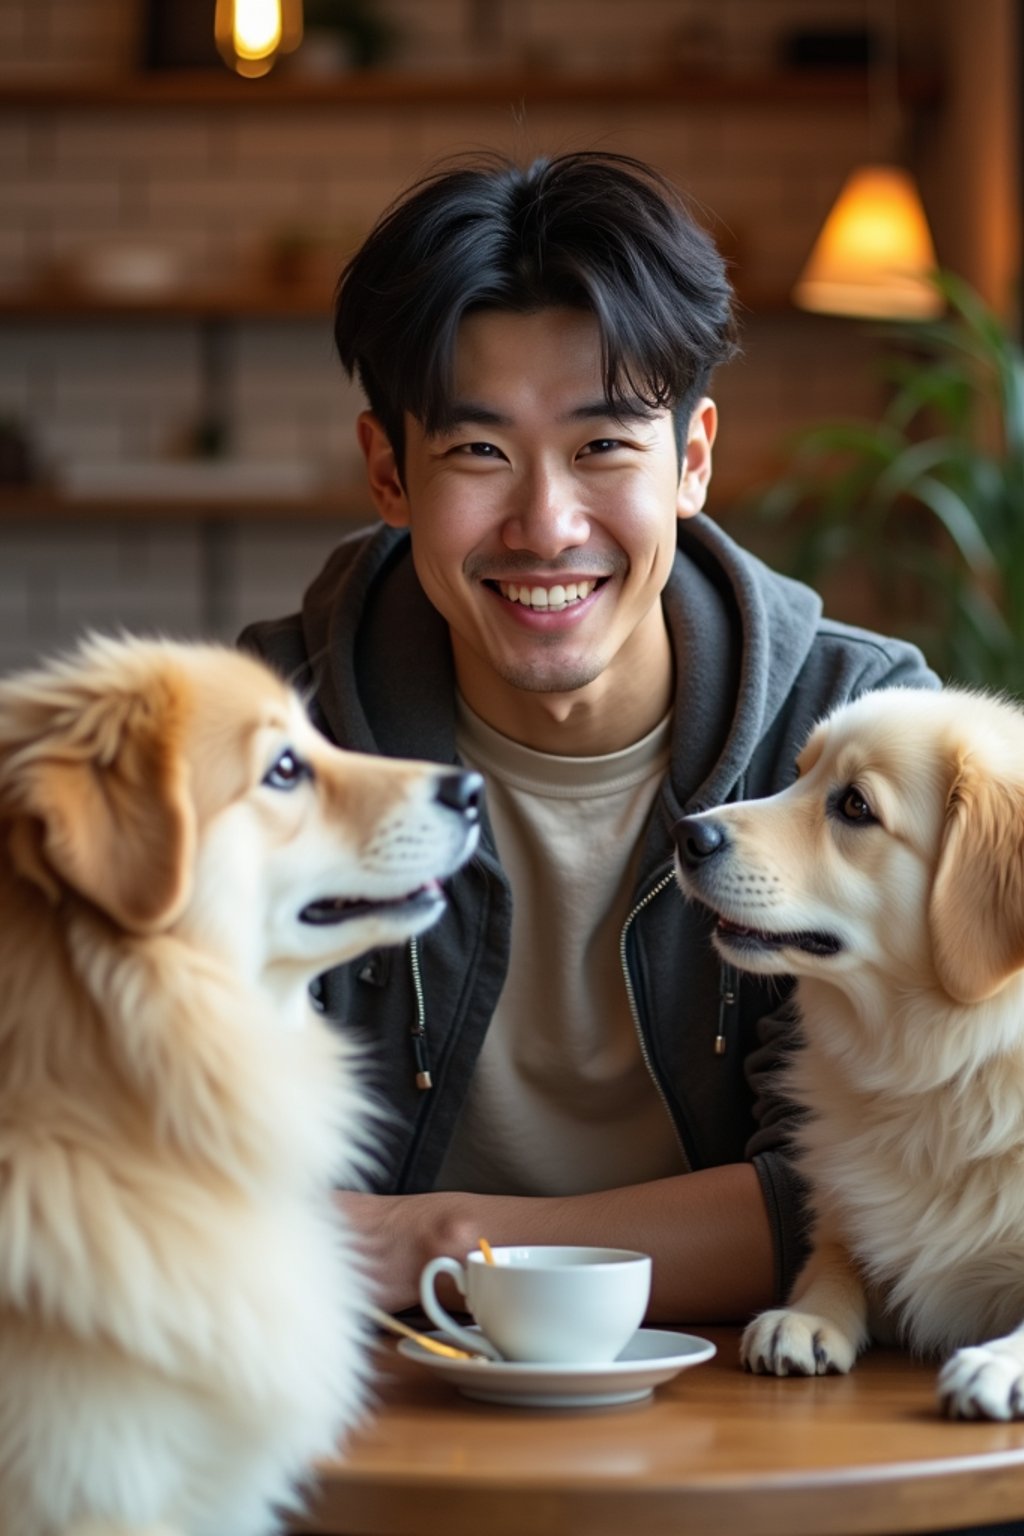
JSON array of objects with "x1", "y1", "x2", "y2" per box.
[{"x1": 498, "y1": 580, "x2": 596, "y2": 611}]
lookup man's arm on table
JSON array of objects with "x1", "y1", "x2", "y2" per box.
[{"x1": 338, "y1": 1161, "x2": 774, "y2": 1323}]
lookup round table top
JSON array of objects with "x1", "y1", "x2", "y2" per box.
[{"x1": 296, "y1": 1325, "x2": 1024, "y2": 1536}]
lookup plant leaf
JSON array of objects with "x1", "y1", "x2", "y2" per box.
[{"x1": 904, "y1": 474, "x2": 1000, "y2": 580}]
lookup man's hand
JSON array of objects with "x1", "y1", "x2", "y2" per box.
[
  {"x1": 337, "y1": 1163, "x2": 776, "y2": 1322},
  {"x1": 337, "y1": 1190, "x2": 483, "y2": 1314}
]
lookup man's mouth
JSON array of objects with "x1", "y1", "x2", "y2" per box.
[
  {"x1": 300, "y1": 881, "x2": 443, "y2": 926},
  {"x1": 488, "y1": 578, "x2": 606, "y2": 612},
  {"x1": 715, "y1": 914, "x2": 843, "y2": 958}
]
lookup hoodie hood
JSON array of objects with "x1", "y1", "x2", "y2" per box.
[
  {"x1": 302, "y1": 523, "x2": 455, "y2": 763},
  {"x1": 662, "y1": 514, "x2": 822, "y2": 820}
]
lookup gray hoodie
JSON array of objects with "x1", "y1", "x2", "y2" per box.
[{"x1": 241, "y1": 513, "x2": 938, "y2": 1304}]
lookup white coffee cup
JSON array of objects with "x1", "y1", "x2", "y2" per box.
[{"x1": 419, "y1": 1245, "x2": 652, "y2": 1364}]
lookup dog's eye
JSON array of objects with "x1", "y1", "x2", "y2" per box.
[
  {"x1": 263, "y1": 748, "x2": 312, "y2": 791},
  {"x1": 837, "y1": 786, "x2": 876, "y2": 824}
]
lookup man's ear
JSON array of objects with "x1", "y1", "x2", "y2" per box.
[
  {"x1": 677, "y1": 397, "x2": 717, "y2": 520},
  {"x1": 357, "y1": 410, "x2": 410, "y2": 528}
]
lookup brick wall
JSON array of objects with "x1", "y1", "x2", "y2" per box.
[{"x1": 0, "y1": 0, "x2": 952, "y2": 671}]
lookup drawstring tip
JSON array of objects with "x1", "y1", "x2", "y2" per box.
[
  {"x1": 411, "y1": 1020, "x2": 432, "y2": 1090},
  {"x1": 713, "y1": 1033, "x2": 726, "y2": 1056}
]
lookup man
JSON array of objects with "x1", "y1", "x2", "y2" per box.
[{"x1": 242, "y1": 151, "x2": 937, "y2": 1321}]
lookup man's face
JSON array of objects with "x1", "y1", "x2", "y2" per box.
[{"x1": 358, "y1": 307, "x2": 716, "y2": 749}]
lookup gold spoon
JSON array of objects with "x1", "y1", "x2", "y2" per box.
[{"x1": 367, "y1": 1304, "x2": 489, "y2": 1362}]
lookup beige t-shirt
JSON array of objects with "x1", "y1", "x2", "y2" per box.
[{"x1": 434, "y1": 697, "x2": 685, "y2": 1197}]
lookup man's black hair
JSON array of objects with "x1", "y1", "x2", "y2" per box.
[{"x1": 334, "y1": 151, "x2": 738, "y2": 467}]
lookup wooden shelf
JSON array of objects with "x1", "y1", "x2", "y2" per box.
[
  {"x1": 0, "y1": 486, "x2": 374, "y2": 523},
  {"x1": 0, "y1": 66, "x2": 942, "y2": 112},
  {"x1": 0, "y1": 282, "x2": 337, "y2": 320}
]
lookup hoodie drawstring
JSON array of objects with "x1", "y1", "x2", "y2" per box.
[
  {"x1": 712, "y1": 772, "x2": 747, "y2": 1055},
  {"x1": 408, "y1": 936, "x2": 432, "y2": 1090},
  {"x1": 715, "y1": 962, "x2": 738, "y2": 1055}
]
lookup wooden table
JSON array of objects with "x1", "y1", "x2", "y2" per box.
[{"x1": 294, "y1": 1326, "x2": 1024, "y2": 1536}]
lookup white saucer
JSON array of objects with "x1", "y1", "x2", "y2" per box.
[{"x1": 396, "y1": 1327, "x2": 716, "y2": 1408}]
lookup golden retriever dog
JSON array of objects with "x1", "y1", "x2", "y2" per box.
[
  {"x1": 674, "y1": 685, "x2": 1024, "y2": 1420},
  {"x1": 0, "y1": 634, "x2": 480, "y2": 1536}
]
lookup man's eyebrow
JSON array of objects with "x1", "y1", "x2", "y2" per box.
[
  {"x1": 440, "y1": 402, "x2": 512, "y2": 430},
  {"x1": 437, "y1": 398, "x2": 660, "y2": 432},
  {"x1": 566, "y1": 399, "x2": 660, "y2": 425}
]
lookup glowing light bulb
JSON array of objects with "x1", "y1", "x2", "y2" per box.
[{"x1": 215, "y1": 0, "x2": 303, "y2": 79}]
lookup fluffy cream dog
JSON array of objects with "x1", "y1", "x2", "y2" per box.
[
  {"x1": 674, "y1": 685, "x2": 1024, "y2": 1419},
  {"x1": 0, "y1": 634, "x2": 480, "y2": 1536}
]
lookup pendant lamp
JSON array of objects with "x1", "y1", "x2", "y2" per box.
[
  {"x1": 793, "y1": 1, "x2": 942, "y2": 320},
  {"x1": 215, "y1": 0, "x2": 303, "y2": 78},
  {"x1": 793, "y1": 163, "x2": 942, "y2": 319}
]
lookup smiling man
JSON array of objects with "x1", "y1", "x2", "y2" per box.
[{"x1": 242, "y1": 152, "x2": 937, "y2": 1323}]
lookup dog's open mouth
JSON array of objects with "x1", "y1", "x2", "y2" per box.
[
  {"x1": 300, "y1": 881, "x2": 443, "y2": 926},
  {"x1": 715, "y1": 915, "x2": 843, "y2": 958}
]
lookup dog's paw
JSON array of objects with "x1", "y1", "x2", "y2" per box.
[
  {"x1": 938, "y1": 1340, "x2": 1024, "y2": 1420},
  {"x1": 740, "y1": 1308, "x2": 858, "y2": 1377}
]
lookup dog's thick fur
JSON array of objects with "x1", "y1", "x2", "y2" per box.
[
  {"x1": 674, "y1": 685, "x2": 1024, "y2": 1419},
  {"x1": 0, "y1": 635, "x2": 479, "y2": 1535}
]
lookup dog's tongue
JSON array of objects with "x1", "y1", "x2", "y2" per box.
[
  {"x1": 717, "y1": 916, "x2": 754, "y2": 936},
  {"x1": 715, "y1": 915, "x2": 843, "y2": 958}
]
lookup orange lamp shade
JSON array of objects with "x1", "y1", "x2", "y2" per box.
[{"x1": 794, "y1": 164, "x2": 943, "y2": 320}]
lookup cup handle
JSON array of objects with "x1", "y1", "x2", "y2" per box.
[{"x1": 419, "y1": 1256, "x2": 504, "y2": 1361}]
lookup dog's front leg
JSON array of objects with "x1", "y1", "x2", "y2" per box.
[
  {"x1": 740, "y1": 1226, "x2": 868, "y2": 1377},
  {"x1": 938, "y1": 1326, "x2": 1024, "y2": 1420}
]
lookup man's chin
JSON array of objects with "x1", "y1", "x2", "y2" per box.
[{"x1": 494, "y1": 659, "x2": 606, "y2": 695}]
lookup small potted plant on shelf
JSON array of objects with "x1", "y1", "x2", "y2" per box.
[
  {"x1": 300, "y1": 0, "x2": 397, "y2": 72},
  {"x1": 753, "y1": 271, "x2": 1024, "y2": 693}
]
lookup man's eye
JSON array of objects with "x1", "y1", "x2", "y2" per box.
[
  {"x1": 580, "y1": 438, "x2": 625, "y2": 455},
  {"x1": 458, "y1": 442, "x2": 503, "y2": 458},
  {"x1": 837, "y1": 786, "x2": 875, "y2": 824},
  {"x1": 263, "y1": 748, "x2": 312, "y2": 790}
]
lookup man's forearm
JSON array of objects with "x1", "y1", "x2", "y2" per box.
[{"x1": 339, "y1": 1162, "x2": 775, "y2": 1323}]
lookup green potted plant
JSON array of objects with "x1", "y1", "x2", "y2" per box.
[
  {"x1": 753, "y1": 272, "x2": 1024, "y2": 692},
  {"x1": 301, "y1": 0, "x2": 397, "y2": 70}
]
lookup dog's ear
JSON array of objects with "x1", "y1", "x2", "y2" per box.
[
  {"x1": 930, "y1": 756, "x2": 1024, "y2": 1003},
  {"x1": 11, "y1": 686, "x2": 196, "y2": 934}
]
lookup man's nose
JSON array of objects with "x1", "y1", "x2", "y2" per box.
[{"x1": 501, "y1": 467, "x2": 590, "y2": 555}]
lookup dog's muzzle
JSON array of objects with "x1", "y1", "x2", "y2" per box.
[{"x1": 672, "y1": 813, "x2": 843, "y2": 960}]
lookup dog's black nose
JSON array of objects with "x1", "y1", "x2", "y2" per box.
[
  {"x1": 673, "y1": 815, "x2": 729, "y2": 869},
  {"x1": 436, "y1": 770, "x2": 483, "y2": 821}
]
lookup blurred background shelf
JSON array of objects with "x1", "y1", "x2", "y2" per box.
[
  {"x1": 0, "y1": 67, "x2": 943, "y2": 112},
  {"x1": 0, "y1": 486, "x2": 371, "y2": 522},
  {"x1": 0, "y1": 284, "x2": 339, "y2": 319}
]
